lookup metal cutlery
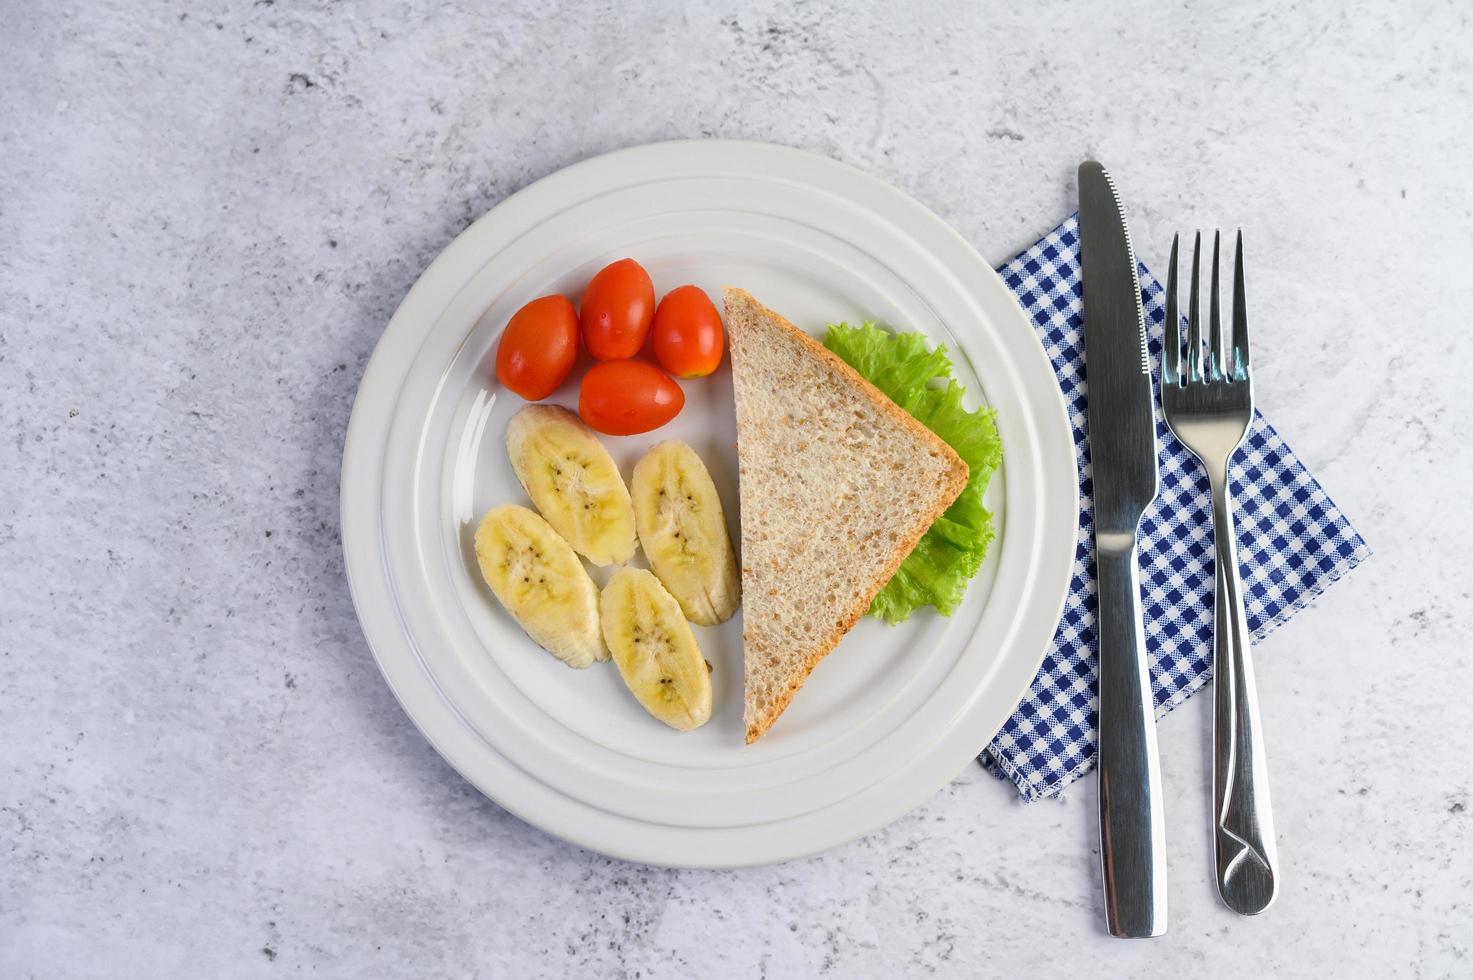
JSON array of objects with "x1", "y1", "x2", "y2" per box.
[
  {"x1": 1078, "y1": 161, "x2": 1169, "y2": 938},
  {"x1": 1161, "y1": 230, "x2": 1280, "y2": 916}
]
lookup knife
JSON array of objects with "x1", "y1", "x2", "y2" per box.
[{"x1": 1078, "y1": 160, "x2": 1168, "y2": 938}]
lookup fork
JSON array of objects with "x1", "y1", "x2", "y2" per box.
[{"x1": 1161, "y1": 230, "x2": 1280, "y2": 915}]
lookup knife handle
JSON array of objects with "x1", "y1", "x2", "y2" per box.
[{"x1": 1095, "y1": 534, "x2": 1168, "y2": 938}]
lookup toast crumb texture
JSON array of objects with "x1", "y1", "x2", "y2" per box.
[{"x1": 723, "y1": 288, "x2": 968, "y2": 743}]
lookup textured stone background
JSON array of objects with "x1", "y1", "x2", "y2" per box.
[{"x1": 3, "y1": 1, "x2": 1469, "y2": 976}]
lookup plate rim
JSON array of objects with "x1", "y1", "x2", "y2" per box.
[{"x1": 341, "y1": 139, "x2": 1077, "y2": 867}]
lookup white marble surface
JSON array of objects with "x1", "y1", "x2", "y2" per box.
[{"x1": 3, "y1": 0, "x2": 1470, "y2": 976}]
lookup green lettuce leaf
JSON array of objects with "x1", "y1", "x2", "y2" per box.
[{"x1": 823, "y1": 322, "x2": 1003, "y2": 624}]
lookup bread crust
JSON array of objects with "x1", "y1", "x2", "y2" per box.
[{"x1": 724, "y1": 288, "x2": 969, "y2": 743}]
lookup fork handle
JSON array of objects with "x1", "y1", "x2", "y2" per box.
[
  {"x1": 1209, "y1": 472, "x2": 1280, "y2": 914},
  {"x1": 1096, "y1": 535, "x2": 1168, "y2": 938}
]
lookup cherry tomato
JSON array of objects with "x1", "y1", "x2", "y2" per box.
[
  {"x1": 650, "y1": 285, "x2": 725, "y2": 379},
  {"x1": 495, "y1": 295, "x2": 579, "y2": 400},
  {"x1": 578, "y1": 360, "x2": 685, "y2": 435},
  {"x1": 580, "y1": 258, "x2": 655, "y2": 360}
]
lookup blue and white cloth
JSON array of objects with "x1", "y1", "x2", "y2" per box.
[{"x1": 981, "y1": 215, "x2": 1370, "y2": 801}]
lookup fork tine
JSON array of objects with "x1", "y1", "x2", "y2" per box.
[
  {"x1": 1164, "y1": 234, "x2": 1180, "y2": 384},
  {"x1": 1188, "y1": 231, "x2": 1203, "y2": 381},
  {"x1": 1209, "y1": 230, "x2": 1224, "y2": 380},
  {"x1": 1232, "y1": 230, "x2": 1250, "y2": 379}
]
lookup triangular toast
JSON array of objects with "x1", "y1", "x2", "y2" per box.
[{"x1": 723, "y1": 288, "x2": 969, "y2": 743}]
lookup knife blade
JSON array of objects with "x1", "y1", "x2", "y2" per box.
[{"x1": 1078, "y1": 160, "x2": 1168, "y2": 939}]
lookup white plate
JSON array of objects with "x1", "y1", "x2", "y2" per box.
[{"x1": 341, "y1": 141, "x2": 1076, "y2": 867}]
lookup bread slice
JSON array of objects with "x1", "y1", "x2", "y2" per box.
[{"x1": 724, "y1": 288, "x2": 969, "y2": 743}]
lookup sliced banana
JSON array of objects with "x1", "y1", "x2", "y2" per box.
[
  {"x1": 630, "y1": 441, "x2": 740, "y2": 626},
  {"x1": 506, "y1": 405, "x2": 636, "y2": 567},
  {"x1": 474, "y1": 504, "x2": 606, "y2": 669},
  {"x1": 601, "y1": 568, "x2": 712, "y2": 731}
]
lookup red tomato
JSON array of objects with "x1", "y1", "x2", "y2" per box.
[
  {"x1": 580, "y1": 258, "x2": 655, "y2": 360},
  {"x1": 651, "y1": 285, "x2": 725, "y2": 378},
  {"x1": 578, "y1": 360, "x2": 685, "y2": 435},
  {"x1": 495, "y1": 295, "x2": 579, "y2": 400}
]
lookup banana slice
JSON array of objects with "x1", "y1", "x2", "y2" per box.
[
  {"x1": 474, "y1": 504, "x2": 607, "y2": 668},
  {"x1": 601, "y1": 568, "x2": 712, "y2": 731},
  {"x1": 630, "y1": 441, "x2": 740, "y2": 626},
  {"x1": 506, "y1": 405, "x2": 636, "y2": 567}
]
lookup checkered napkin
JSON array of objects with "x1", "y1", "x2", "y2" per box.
[{"x1": 979, "y1": 215, "x2": 1370, "y2": 801}]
